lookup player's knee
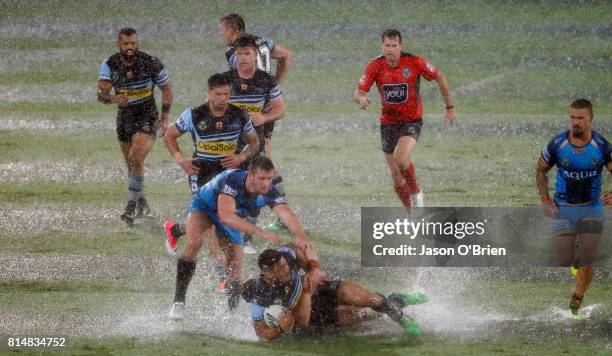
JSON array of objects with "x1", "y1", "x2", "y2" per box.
[{"x1": 577, "y1": 219, "x2": 603, "y2": 234}]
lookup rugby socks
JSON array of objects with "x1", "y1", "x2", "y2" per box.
[
  {"x1": 372, "y1": 293, "x2": 403, "y2": 322},
  {"x1": 174, "y1": 258, "x2": 196, "y2": 303},
  {"x1": 128, "y1": 175, "x2": 145, "y2": 202},
  {"x1": 394, "y1": 184, "x2": 412, "y2": 209},
  {"x1": 401, "y1": 163, "x2": 420, "y2": 194}
]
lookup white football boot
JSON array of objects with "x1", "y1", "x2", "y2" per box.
[{"x1": 168, "y1": 302, "x2": 185, "y2": 320}]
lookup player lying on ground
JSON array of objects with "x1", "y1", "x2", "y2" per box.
[
  {"x1": 242, "y1": 242, "x2": 428, "y2": 340},
  {"x1": 536, "y1": 98, "x2": 612, "y2": 315},
  {"x1": 169, "y1": 156, "x2": 310, "y2": 317}
]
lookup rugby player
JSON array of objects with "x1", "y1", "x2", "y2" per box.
[
  {"x1": 97, "y1": 27, "x2": 173, "y2": 225},
  {"x1": 536, "y1": 99, "x2": 611, "y2": 315},
  {"x1": 220, "y1": 14, "x2": 294, "y2": 235},
  {"x1": 242, "y1": 243, "x2": 428, "y2": 340},
  {"x1": 168, "y1": 156, "x2": 310, "y2": 318},
  {"x1": 163, "y1": 73, "x2": 259, "y2": 291},
  {"x1": 353, "y1": 29, "x2": 456, "y2": 209}
]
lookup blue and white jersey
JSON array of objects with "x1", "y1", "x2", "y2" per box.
[
  {"x1": 98, "y1": 51, "x2": 169, "y2": 106},
  {"x1": 243, "y1": 245, "x2": 304, "y2": 321},
  {"x1": 174, "y1": 104, "x2": 253, "y2": 162},
  {"x1": 194, "y1": 169, "x2": 287, "y2": 217},
  {"x1": 225, "y1": 36, "x2": 275, "y2": 74},
  {"x1": 541, "y1": 130, "x2": 611, "y2": 204}
]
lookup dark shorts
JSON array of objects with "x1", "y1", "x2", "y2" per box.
[
  {"x1": 263, "y1": 121, "x2": 275, "y2": 139},
  {"x1": 116, "y1": 106, "x2": 159, "y2": 143},
  {"x1": 188, "y1": 160, "x2": 225, "y2": 193},
  {"x1": 309, "y1": 279, "x2": 343, "y2": 327},
  {"x1": 380, "y1": 121, "x2": 423, "y2": 154}
]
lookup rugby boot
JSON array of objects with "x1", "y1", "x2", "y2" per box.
[
  {"x1": 264, "y1": 219, "x2": 290, "y2": 233},
  {"x1": 410, "y1": 192, "x2": 424, "y2": 207},
  {"x1": 168, "y1": 302, "x2": 185, "y2": 320},
  {"x1": 215, "y1": 277, "x2": 226, "y2": 294},
  {"x1": 389, "y1": 292, "x2": 428, "y2": 307},
  {"x1": 135, "y1": 197, "x2": 151, "y2": 218},
  {"x1": 243, "y1": 238, "x2": 257, "y2": 255},
  {"x1": 569, "y1": 294, "x2": 583, "y2": 315},
  {"x1": 164, "y1": 219, "x2": 178, "y2": 257},
  {"x1": 399, "y1": 315, "x2": 422, "y2": 336},
  {"x1": 120, "y1": 200, "x2": 137, "y2": 226}
]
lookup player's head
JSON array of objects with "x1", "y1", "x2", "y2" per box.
[
  {"x1": 381, "y1": 29, "x2": 402, "y2": 64},
  {"x1": 247, "y1": 156, "x2": 275, "y2": 194},
  {"x1": 220, "y1": 14, "x2": 246, "y2": 45},
  {"x1": 569, "y1": 98, "x2": 593, "y2": 137},
  {"x1": 207, "y1": 73, "x2": 231, "y2": 110},
  {"x1": 234, "y1": 34, "x2": 259, "y2": 72},
  {"x1": 117, "y1": 27, "x2": 139, "y2": 59},
  {"x1": 258, "y1": 249, "x2": 292, "y2": 284}
]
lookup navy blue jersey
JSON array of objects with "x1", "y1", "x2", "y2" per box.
[
  {"x1": 243, "y1": 246, "x2": 304, "y2": 321},
  {"x1": 194, "y1": 169, "x2": 287, "y2": 217},
  {"x1": 541, "y1": 130, "x2": 611, "y2": 204},
  {"x1": 98, "y1": 51, "x2": 169, "y2": 112},
  {"x1": 174, "y1": 104, "x2": 254, "y2": 162},
  {"x1": 225, "y1": 36, "x2": 275, "y2": 74}
]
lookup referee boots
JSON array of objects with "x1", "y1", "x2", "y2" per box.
[{"x1": 120, "y1": 200, "x2": 137, "y2": 226}]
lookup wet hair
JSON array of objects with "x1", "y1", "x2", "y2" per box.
[
  {"x1": 570, "y1": 98, "x2": 593, "y2": 116},
  {"x1": 381, "y1": 29, "x2": 402, "y2": 43},
  {"x1": 207, "y1": 73, "x2": 230, "y2": 90},
  {"x1": 233, "y1": 33, "x2": 258, "y2": 50},
  {"x1": 248, "y1": 156, "x2": 275, "y2": 173},
  {"x1": 221, "y1": 13, "x2": 246, "y2": 33},
  {"x1": 258, "y1": 249, "x2": 283, "y2": 271},
  {"x1": 118, "y1": 27, "x2": 137, "y2": 37}
]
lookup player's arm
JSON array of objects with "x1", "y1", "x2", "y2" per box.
[
  {"x1": 97, "y1": 80, "x2": 128, "y2": 106},
  {"x1": 604, "y1": 161, "x2": 612, "y2": 205},
  {"x1": 353, "y1": 89, "x2": 371, "y2": 110},
  {"x1": 256, "y1": 97, "x2": 285, "y2": 126},
  {"x1": 271, "y1": 204, "x2": 308, "y2": 245},
  {"x1": 270, "y1": 43, "x2": 293, "y2": 84},
  {"x1": 163, "y1": 124, "x2": 198, "y2": 176},
  {"x1": 218, "y1": 194, "x2": 278, "y2": 243},
  {"x1": 221, "y1": 129, "x2": 260, "y2": 169},
  {"x1": 536, "y1": 157, "x2": 557, "y2": 216},
  {"x1": 434, "y1": 70, "x2": 456, "y2": 125},
  {"x1": 158, "y1": 82, "x2": 173, "y2": 137}
]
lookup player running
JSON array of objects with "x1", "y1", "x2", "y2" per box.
[
  {"x1": 242, "y1": 242, "x2": 428, "y2": 340},
  {"x1": 536, "y1": 99, "x2": 611, "y2": 315},
  {"x1": 97, "y1": 27, "x2": 173, "y2": 225},
  {"x1": 220, "y1": 14, "x2": 294, "y2": 235},
  {"x1": 353, "y1": 29, "x2": 456, "y2": 209},
  {"x1": 168, "y1": 156, "x2": 310, "y2": 318}
]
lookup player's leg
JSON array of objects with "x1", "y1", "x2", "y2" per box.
[
  {"x1": 394, "y1": 122, "x2": 423, "y2": 207},
  {"x1": 170, "y1": 211, "x2": 211, "y2": 319},
  {"x1": 572, "y1": 216, "x2": 603, "y2": 313},
  {"x1": 381, "y1": 124, "x2": 411, "y2": 209},
  {"x1": 208, "y1": 231, "x2": 227, "y2": 293},
  {"x1": 218, "y1": 234, "x2": 244, "y2": 310},
  {"x1": 553, "y1": 234, "x2": 577, "y2": 267},
  {"x1": 120, "y1": 130, "x2": 155, "y2": 224}
]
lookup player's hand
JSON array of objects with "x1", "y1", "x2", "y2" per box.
[
  {"x1": 356, "y1": 96, "x2": 371, "y2": 110},
  {"x1": 542, "y1": 201, "x2": 558, "y2": 217},
  {"x1": 258, "y1": 228, "x2": 279, "y2": 244},
  {"x1": 158, "y1": 113, "x2": 169, "y2": 137},
  {"x1": 305, "y1": 269, "x2": 328, "y2": 292},
  {"x1": 295, "y1": 238, "x2": 310, "y2": 252},
  {"x1": 444, "y1": 107, "x2": 456, "y2": 126},
  {"x1": 178, "y1": 158, "x2": 199, "y2": 176},
  {"x1": 277, "y1": 310, "x2": 294, "y2": 331},
  {"x1": 111, "y1": 94, "x2": 129, "y2": 106},
  {"x1": 603, "y1": 192, "x2": 612, "y2": 206},
  {"x1": 250, "y1": 113, "x2": 267, "y2": 126},
  {"x1": 221, "y1": 154, "x2": 245, "y2": 169}
]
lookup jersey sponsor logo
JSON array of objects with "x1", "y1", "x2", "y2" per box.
[
  {"x1": 562, "y1": 170, "x2": 598, "y2": 180},
  {"x1": 232, "y1": 102, "x2": 263, "y2": 114},
  {"x1": 382, "y1": 83, "x2": 408, "y2": 104},
  {"x1": 118, "y1": 87, "x2": 153, "y2": 101},
  {"x1": 196, "y1": 141, "x2": 237, "y2": 155},
  {"x1": 573, "y1": 148, "x2": 584, "y2": 154},
  {"x1": 222, "y1": 185, "x2": 238, "y2": 196}
]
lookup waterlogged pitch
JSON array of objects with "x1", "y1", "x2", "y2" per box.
[{"x1": 1, "y1": 1, "x2": 611, "y2": 354}]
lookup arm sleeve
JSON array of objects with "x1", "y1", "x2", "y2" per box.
[
  {"x1": 219, "y1": 172, "x2": 242, "y2": 199},
  {"x1": 416, "y1": 56, "x2": 439, "y2": 81},
  {"x1": 249, "y1": 303, "x2": 266, "y2": 321},
  {"x1": 265, "y1": 187, "x2": 288, "y2": 208},
  {"x1": 540, "y1": 138, "x2": 558, "y2": 167},
  {"x1": 98, "y1": 60, "x2": 112, "y2": 82},
  {"x1": 265, "y1": 38, "x2": 275, "y2": 52},
  {"x1": 357, "y1": 60, "x2": 377, "y2": 92},
  {"x1": 175, "y1": 109, "x2": 193, "y2": 133},
  {"x1": 151, "y1": 57, "x2": 170, "y2": 86},
  {"x1": 269, "y1": 77, "x2": 282, "y2": 101},
  {"x1": 242, "y1": 112, "x2": 255, "y2": 135}
]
